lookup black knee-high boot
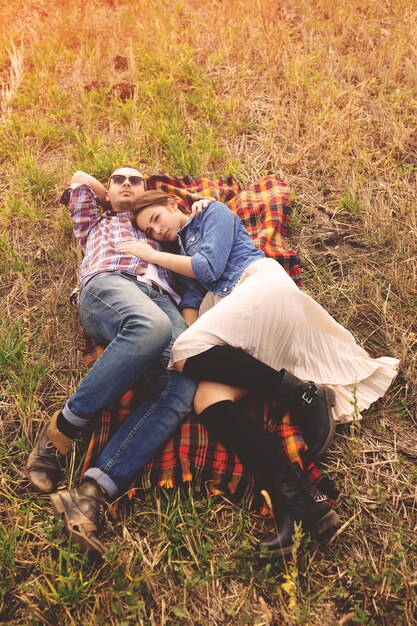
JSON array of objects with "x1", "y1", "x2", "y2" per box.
[
  {"x1": 184, "y1": 346, "x2": 336, "y2": 462},
  {"x1": 199, "y1": 400, "x2": 339, "y2": 557}
]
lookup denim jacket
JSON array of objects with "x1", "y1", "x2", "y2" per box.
[{"x1": 178, "y1": 201, "x2": 265, "y2": 310}]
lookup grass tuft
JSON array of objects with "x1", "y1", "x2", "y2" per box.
[{"x1": 1, "y1": 0, "x2": 416, "y2": 623}]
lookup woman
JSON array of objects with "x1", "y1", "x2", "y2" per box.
[{"x1": 119, "y1": 190, "x2": 399, "y2": 556}]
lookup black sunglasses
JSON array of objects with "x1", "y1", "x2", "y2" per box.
[{"x1": 110, "y1": 174, "x2": 144, "y2": 186}]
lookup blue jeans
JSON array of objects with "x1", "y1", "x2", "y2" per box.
[{"x1": 62, "y1": 272, "x2": 196, "y2": 499}]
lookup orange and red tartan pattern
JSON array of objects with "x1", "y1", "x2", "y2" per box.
[{"x1": 81, "y1": 174, "x2": 338, "y2": 510}]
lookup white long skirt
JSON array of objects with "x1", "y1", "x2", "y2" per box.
[{"x1": 169, "y1": 258, "x2": 399, "y2": 422}]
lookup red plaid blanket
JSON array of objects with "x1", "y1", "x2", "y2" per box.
[{"x1": 81, "y1": 174, "x2": 338, "y2": 509}]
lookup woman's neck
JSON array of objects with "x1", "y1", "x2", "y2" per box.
[{"x1": 179, "y1": 213, "x2": 189, "y2": 227}]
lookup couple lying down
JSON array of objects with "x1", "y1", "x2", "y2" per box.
[{"x1": 27, "y1": 167, "x2": 399, "y2": 559}]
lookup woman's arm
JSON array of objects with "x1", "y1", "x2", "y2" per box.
[
  {"x1": 119, "y1": 201, "x2": 237, "y2": 281},
  {"x1": 181, "y1": 307, "x2": 199, "y2": 326},
  {"x1": 180, "y1": 276, "x2": 208, "y2": 313},
  {"x1": 188, "y1": 202, "x2": 237, "y2": 284},
  {"x1": 118, "y1": 241, "x2": 197, "y2": 278}
]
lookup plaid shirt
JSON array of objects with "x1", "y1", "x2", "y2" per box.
[{"x1": 67, "y1": 184, "x2": 180, "y2": 301}]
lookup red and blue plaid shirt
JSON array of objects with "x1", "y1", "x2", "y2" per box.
[{"x1": 67, "y1": 184, "x2": 180, "y2": 302}]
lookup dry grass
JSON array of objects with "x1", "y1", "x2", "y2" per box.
[{"x1": 0, "y1": 0, "x2": 416, "y2": 624}]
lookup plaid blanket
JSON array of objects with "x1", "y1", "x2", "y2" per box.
[{"x1": 81, "y1": 174, "x2": 338, "y2": 509}]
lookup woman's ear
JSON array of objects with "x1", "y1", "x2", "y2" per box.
[{"x1": 167, "y1": 197, "x2": 178, "y2": 211}]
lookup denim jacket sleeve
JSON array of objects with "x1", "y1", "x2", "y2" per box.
[
  {"x1": 179, "y1": 276, "x2": 208, "y2": 311},
  {"x1": 190, "y1": 202, "x2": 238, "y2": 284}
]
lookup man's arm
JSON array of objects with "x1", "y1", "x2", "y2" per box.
[
  {"x1": 190, "y1": 197, "x2": 216, "y2": 214},
  {"x1": 71, "y1": 171, "x2": 111, "y2": 209}
]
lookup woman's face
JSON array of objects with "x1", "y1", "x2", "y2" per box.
[{"x1": 135, "y1": 203, "x2": 184, "y2": 242}]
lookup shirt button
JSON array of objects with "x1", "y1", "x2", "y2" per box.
[
  {"x1": 222, "y1": 287, "x2": 228, "y2": 292},
  {"x1": 190, "y1": 236, "x2": 195, "y2": 242}
]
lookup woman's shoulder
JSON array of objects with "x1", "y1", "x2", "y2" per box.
[
  {"x1": 201, "y1": 200, "x2": 237, "y2": 222},
  {"x1": 182, "y1": 201, "x2": 237, "y2": 239}
]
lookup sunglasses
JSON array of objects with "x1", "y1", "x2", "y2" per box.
[{"x1": 110, "y1": 174, "x2": 144, "y2": 186}]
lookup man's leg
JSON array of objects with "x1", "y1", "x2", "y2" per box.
[
  {"x1": 63, "y1": 273, "x2": 174, "y2": 424},
  {"x1": 49, "y1": 287, "x2": 197, "y2": 555},
  {"x1": 27, "y1": 273, "x2": 175, "y2": 493},
  {"x1": 85, "y1": 285, "x2": 196, "y2": 495},
  {"x1": 83, "y1": 358, "x2": 196, "y2": 497}
]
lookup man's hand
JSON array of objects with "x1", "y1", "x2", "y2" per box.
[
  {"x1": 190, "y1": 197, "x2": 216, "y2": 215},
  {"x1": 118, "y1": 241, "x2": 159, "y2": 263}
]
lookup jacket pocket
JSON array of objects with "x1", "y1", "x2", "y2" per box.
[{"x1": 184, "y1": 231, "x2": 202, "y2": 255}]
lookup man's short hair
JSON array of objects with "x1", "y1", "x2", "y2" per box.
[{"x1": 107, "y1": 165, "x2": 143, "y2": 188}]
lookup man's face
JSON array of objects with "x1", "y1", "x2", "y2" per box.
[{"x1": 106, "y1": 167, "x2": 145, "y2": 212}]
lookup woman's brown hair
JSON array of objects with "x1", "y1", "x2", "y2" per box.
[{"x1": 130, "y1": 190, "x2": 190, "y2": 227}]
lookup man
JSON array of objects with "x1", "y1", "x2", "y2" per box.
[{"x1": 27, "y1": 167, "x2": 197, "y2": 557}]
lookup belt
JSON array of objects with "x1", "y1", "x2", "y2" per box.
[
  {"x1": 136, "y1": 275, "x2": 166, "y2": 294},
  {"x1": 121, "y1": 272, "x2": 166, "y2": 295}
]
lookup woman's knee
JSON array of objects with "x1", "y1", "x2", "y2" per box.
[{"x1": 194, "y1": 382, "x2": 246, "y2": 415}]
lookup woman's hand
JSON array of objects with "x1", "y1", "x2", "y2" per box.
[
  {"x1": 118, "y1": 241, "x2": 158, "y2": 263},
  {"x1": 119, "y1": 241, "x2": 196, "y2": 278}
]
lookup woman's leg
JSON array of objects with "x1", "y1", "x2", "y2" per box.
[
  {"x1": 193, "y1": 381, "x2": 247, "y2": 414},
  {"x1": 197, "y1": 395, "x2": 339, "y2": 556},
  {"x1": 183, "y1": 346, "x2": 336, "y2": 463}
]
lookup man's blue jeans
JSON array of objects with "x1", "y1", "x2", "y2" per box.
[{"x1": 61, "y1": 272, "x2": 196, "y2": 499}]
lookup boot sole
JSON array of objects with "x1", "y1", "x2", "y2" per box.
[
  {"x1": 313, "y1": 508, "x2": 340, "y2": 535},
  {"x1": 314, "y1": 386, "x2": 336, "y2": 460},
  {"x1": 50, "y1": 492, "x2": 106, "y2": 557},
  {"x1": 257, "y1": 542, "x2": 293, "y2": 558}
]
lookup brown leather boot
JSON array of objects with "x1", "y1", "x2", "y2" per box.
[
  {"x1": 26, "y1": 410, "x2": 74, "y2": 494},
  {"x1": 50, "y1": 480, "x2": 107, "y2": 557}
]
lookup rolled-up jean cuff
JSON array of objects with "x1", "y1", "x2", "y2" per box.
[
  {"x1": 83, "y1": 468, "x2": 118, "y2": 500},
  {"x1": 62, "y1": 402, "x2": 93, "y2": 428}
]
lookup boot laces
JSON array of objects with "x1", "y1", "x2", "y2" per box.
[
  {"x1": 45, "y1": 440, "x2": 63, "y2": 458},
  {"x1": 83, "y1": 483, "x2": 107, "y2": 529},
  {"x1": 97, "y1": 503, "x2": 106, "y2": 529}
]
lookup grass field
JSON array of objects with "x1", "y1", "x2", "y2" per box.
[{"x1": 1, "y1": 0, "x2": 416, "y2": 624}]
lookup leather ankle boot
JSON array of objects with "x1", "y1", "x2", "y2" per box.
[
  {"x1": 257, "y1": 466, "x2": 340, "y2": 557},
  {"x1": 277, "y1": 372, "x2": 336, "y2": 462},
  {"x1": 27, "y1": 410, "x2": 74, "y2": 494},
  {"x1": 50, "y1": 480, "x2": 107, "y2": 557}
]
